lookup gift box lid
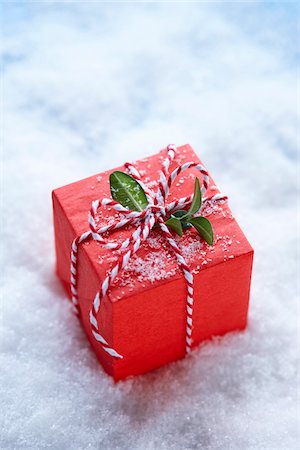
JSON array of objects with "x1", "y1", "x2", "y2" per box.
[{"x1": 52, "y1": 144, "x2": 253, "y2": 303}]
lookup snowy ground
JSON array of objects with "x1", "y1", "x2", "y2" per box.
[{"x1": 1, "y1": 2, "x2": 299, "y2": 449}]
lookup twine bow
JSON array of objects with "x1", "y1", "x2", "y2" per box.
[{"x1": 70, "y1": 145, "x2": 227, "y2": 359}]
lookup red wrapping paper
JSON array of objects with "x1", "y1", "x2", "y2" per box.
[{"x1": 52, "y1": 144, "x2": 253, "y2": 380}]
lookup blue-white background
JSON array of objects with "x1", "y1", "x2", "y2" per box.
[{"x1": 1, "y1": 2, "x2": 298, "y2": 449}]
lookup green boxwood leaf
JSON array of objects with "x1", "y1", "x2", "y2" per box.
[
  {"x1": 109, "y1": 171, "x2": 148, "y2": 212},
  {"x1": 165, "y1": 217, "x2": 183, "y2": 236},
  {"x1": 188, "y1": 177, "x2": 202, "y2": 215},
  {"x1": 190, "y1": 217, "x2": 214, "y2": 245}
]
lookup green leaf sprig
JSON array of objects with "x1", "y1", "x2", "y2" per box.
[
  {"x1": 109, "y1": 172, "x2": 214, "y2": 245},
  {"x1": 164, "y1": 178, "x2": 213, "y2": 245}
]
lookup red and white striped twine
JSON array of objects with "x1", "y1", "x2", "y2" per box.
[{"x1": 69, "y1": 145, "x2": 227, "y2": 359}]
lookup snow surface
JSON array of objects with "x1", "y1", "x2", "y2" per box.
[{"x1": 1, "y1": 2, "x2": 299, "y2": 449}]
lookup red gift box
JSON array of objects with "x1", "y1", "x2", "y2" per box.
[{"x1": 52, "y1": 144, "x2": 253, "y2": 381}]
